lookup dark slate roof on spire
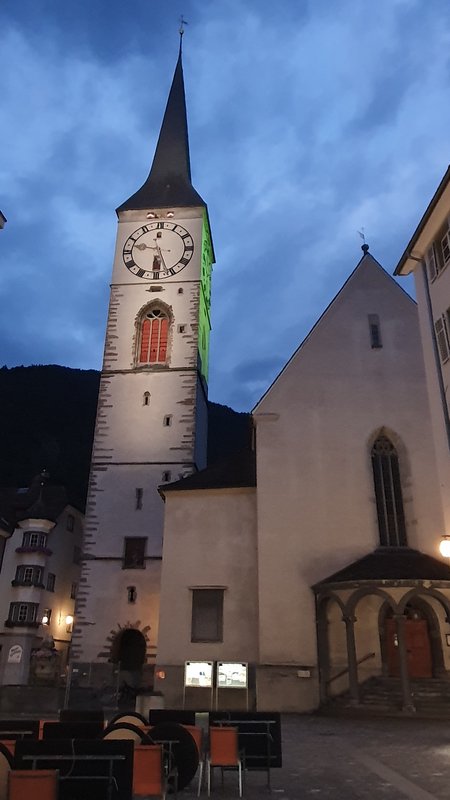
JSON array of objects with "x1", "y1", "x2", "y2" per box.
[{"x1": 117, "y1": 52, "x2": 205, "y2": 212}]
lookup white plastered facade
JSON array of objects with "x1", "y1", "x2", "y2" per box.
[{"x1": 156, "y1": 254, "x2": 449, "y2": 711}]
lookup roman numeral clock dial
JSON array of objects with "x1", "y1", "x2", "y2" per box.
[{"x1": 122, "y1": 222, "x2": 194, "y2": 280}]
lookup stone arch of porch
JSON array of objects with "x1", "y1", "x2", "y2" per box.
[
  {"x1": 397, "y1": 587, "x2": 450, "y2": 621},
  {"x1": 345, "y1": 585, "x2": 397, "y2": 617}
]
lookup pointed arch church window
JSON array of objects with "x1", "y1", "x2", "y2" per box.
[
  {"x1": 371, "y1": 435, "x2": 407, "y2": 547},
  {"x1": 139, "y1": 308, "x2": 169, "y2": 364}
]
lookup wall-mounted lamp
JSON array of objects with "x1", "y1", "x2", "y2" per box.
[
  {"x1": 65, "y1": 614, "x2": 74, "y2": 633},
  {"x1": 42, "y1": 610, "x2": 50, "y2": 625},
  {"x1": 440, "y1": 535, "x2": 450, "y2": 558}
]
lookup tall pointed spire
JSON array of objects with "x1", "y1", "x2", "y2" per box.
[{"x1": 117, "y1": 50, "x2": 205, "y2": 213}]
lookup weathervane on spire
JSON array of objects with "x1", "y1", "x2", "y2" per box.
[
  {"x1": 179, "y1": 15, "x2": 188, "y2": 51},
  {"x1": 358, "y1": 227, "x2": 369, "y2": 254}
]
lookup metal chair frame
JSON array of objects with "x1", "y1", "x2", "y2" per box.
[{"x1": 207, "y1": 727, "x2": 244, "y2": 797}]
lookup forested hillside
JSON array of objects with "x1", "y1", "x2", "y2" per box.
[{"x1": 0, "y1": 365, "x2": 250, "y2": 508}]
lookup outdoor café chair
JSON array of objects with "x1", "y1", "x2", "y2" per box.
[
  {"x1": 133, "y1": 744, "x2": 167, "y2": 799},
  {"x1": 183, "y1": 725, "x2": 204, "y2": 797},
  {"x1": 0, "y1": 742, "x2": 13, "y2": 800},
  {"x1": 207, "y1": 727, "x2": 244, "y2": 797},
  {"x1": 7, "y1": 769, "x2": 58, "y2": 800}
]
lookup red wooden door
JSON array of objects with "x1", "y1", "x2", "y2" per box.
[{"x1": 386, "y1": 618, "x2": 432, "y2": 678}]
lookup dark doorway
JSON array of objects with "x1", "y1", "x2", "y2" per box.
[{"x1": 112, "y1": 628, "x2": 146, "y2": 671}]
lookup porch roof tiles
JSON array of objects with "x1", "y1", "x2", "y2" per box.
[{"x1": 315, "y1": 548, "x2": 450, "y2": 586}]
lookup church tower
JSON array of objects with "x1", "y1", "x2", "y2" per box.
[{"x1": 72, "y1": 46, "x2": 214, "y2": 685}]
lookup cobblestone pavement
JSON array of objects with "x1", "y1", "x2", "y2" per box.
[{"x1": 183, "y1": 715, "x2": 450, "y2": 799}]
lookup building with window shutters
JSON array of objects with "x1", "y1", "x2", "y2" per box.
[
  {"x1": 394, "y1": 167, "x2": 450, "y2": 542},
  {"x1": 0, "y1": 475, "x2": 82, "y2": 685},
  {"x1": 71, "y1": 44, "x2": 450, "y2": 712}
]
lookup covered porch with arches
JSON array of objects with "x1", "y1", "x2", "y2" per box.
[{"x1": 314, "y1": 548, "x2": 450, "y2": 712}]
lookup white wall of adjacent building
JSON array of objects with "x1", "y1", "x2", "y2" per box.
[{"x1": 0, "y1": 505, "x2": 82, "y2": 685}]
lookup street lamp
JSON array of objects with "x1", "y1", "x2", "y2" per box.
[{"x1": 439, "y1": 535, "x2": 450, "y2": 558}]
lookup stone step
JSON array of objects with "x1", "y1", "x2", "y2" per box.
[{"x1": 324, "y1": 676, "x2": 450, "y2": 718}]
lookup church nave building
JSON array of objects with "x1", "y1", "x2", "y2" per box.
[{"x1": 72, "y1": 44, "x2": 450, "y2": 713}]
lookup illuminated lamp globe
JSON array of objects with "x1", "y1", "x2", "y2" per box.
[
  {"x1": 439, "y1": 537, "x2": 450, "y2": 558},
  {"x1": 65, "y1": 615, "x2": 74, "y2": 626},
  {"x1": 42, "y1": 615, "x2": 49, "y2": 625}
]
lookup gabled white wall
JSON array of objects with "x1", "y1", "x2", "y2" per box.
[{"x1": 254, "y1": 255, "x2": 444, "y2": 666}]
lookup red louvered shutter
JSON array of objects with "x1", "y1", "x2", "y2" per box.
[
  {"x1": 159, "y1": 318, "x2": 168, "y2": 361},
  {"x1": 149, "y1": 319, "x2": 160, "y2": 363},
  {"x1": 139, "y1": 319, "x2": 150, "y2": 362}
]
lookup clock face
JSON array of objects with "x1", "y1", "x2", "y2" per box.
[{"x1": 122, "y1": 222, "x2": 194, "y2": 280}]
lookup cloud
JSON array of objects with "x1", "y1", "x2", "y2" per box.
[{"x1": 1, "y1": 0, "x2": 450, "y2": 412}]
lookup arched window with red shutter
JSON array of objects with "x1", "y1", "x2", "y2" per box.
[{"x1": 138, "y1": 308, "x2": 169, "y2": 365}]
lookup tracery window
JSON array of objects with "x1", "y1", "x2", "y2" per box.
[
  {"x1": 371, "y1": 435, "x2": 407, "y2": 547},
  {"x1": 138, "y1": 308, "x2": 169, "y2": 364}
]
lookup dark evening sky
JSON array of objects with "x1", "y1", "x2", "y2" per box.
[{"x1": 1, "y1": 0, "x2": 449, "y2": 409}]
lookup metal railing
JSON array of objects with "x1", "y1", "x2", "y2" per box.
[{"x1": 326, "y1": 651, "x2": 376, "y2": 687}]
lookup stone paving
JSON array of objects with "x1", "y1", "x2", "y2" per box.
[{"x1": 183, "y1": 715, "x2": 450, "y2": 799}]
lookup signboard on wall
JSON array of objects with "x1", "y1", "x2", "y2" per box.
[
  {"x1": 217, "y1": 662, "x2": 248, "y2": 689},
  {"x1": 184, "y1": 661, "x2": 213, "y2": 688},
  {"x1": 8, "y1": 645, "x2": 22, "y2": 664}
]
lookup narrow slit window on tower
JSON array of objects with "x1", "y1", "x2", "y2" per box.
[
  {"x1": 368, "y1": 314, "x2": 382, "y2": 348},
  {"x1": 177, "y1": 324, "x2": 186, "y2": 333},
  {"x1": 135, "y1": 488, "x2": 143, "y2": 510},
  {"x1": 178, "y1": 288, "x2": 183, "y2": 295},
  {"x1": 163, "y1": 415, "x2": 172, "y2": 427},
  {"x1": 162, "y1": 470, "x2": 171, "y2": 483},
  {"x1": 143, "y1": 391, "x2": 151, "y2": 406}
]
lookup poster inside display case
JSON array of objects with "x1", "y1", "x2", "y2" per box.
[
  {"x1": 217, "y1": 662, "x2": 248, "y2": 689},
  {"x1": 184, "y1": 661, "x2": 213, "y2": 688}
]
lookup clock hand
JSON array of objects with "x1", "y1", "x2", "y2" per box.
[
  {"x1": 156, "y1": 244, "x2": 168, "y2": 271},
  {"x1": 135, "y1": 243, "x2": 156, "y2": 251}
]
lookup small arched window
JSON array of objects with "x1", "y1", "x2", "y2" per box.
[
  {"x1": 138, "y1": 308, "x2": 169, "y2": 365},
  {"x1": 371, "y1": 435, "x2": 407, "y2": 547}
]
